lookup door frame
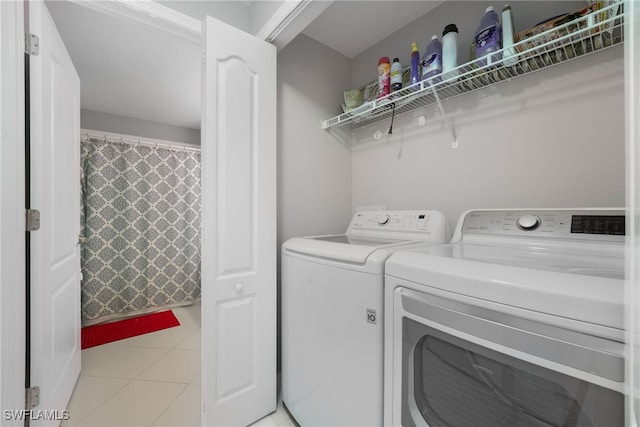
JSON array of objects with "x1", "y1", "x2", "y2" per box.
[
  {"x1": 65, "y1": 0, "x2": 328, "y2": 48},
  {"x1": 0, "y1": 1, "x2": 27, "y2": 424},
  {"x1": 626, "y1": 1, "x2": 640, "y2": 426}
]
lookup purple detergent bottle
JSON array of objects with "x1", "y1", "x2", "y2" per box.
[
  {"x1": 421, "y1": 35, "x2": 442, "y2": 83},
  {"x1": 474, "y1": 6, "x2": 502, "y2": 67}
]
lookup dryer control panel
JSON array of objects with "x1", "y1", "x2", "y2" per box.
[
  {"x1": 458, "y1": 209, "x2": 625, "y2": 242},
  {"x1": 348, "y1": 210, "x2": 449, "y2": 243}
]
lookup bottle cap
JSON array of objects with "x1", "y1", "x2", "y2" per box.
[
  {"x1": 443, "y1": 24, "x2": 458, "y2": 36},
  {"x1": 392, "y1": 57, "x2": 400, "y2": 62},
  {"x1": 486, "y1": 6, "x2": 495, "y2": 12},
  {"x1": 431, "y1": 34, "x2": 439, "y2": 40},
  {"x1": 503, "y1": 4, "x2": 511, "y2": 11},
  {"x1": 378, "y1": 56, "x2": 390, "y2": 65},
  {"x1": 411, "y1": 42, "x2": 419, "y2": 52}
]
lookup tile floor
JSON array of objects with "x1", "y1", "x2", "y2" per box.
[{"x1": 63, "y1": 302, "x2": 297, "y2": 427}]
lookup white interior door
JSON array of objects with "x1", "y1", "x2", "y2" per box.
[
  {"x1": 201, "y1": 15, "x2": 277, "y2": 427},
  {"x1": 0, "y1": 1, "x2": 27, "y2": 423},
  {"x1": 29, "y1": 0, "x2": 81, "y2": 422}
]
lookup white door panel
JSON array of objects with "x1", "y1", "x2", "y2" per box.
[
  {"x1": 29, "y1": 0, "x2": 81, "y2": 423},
  {"x1": 201, "y1": 15, "x2": 277, "y2": 427},
  {"x1": 216, "y1": 57, "x2": 254, "y2": 275}
]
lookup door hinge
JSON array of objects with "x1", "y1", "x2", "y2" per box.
[
  {"x1": 26, "y1": 386, "x2": 39, "y2": 409},
  {"x1": 25, "y1": 32, "x2": 39, "y2": 56},
  {"x1": 26, "y1": 209, "x2": 40, "y2": 231}
]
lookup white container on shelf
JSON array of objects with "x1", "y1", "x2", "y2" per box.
[
  {"x1": 442, "y1": 23, "x2": 459, "y2": 78},
  {"x1": 502, "y1": 4, "x2": 518, "y2": 66}
]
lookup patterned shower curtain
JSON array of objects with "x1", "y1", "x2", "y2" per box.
[{"x1": 80, "y1": 137, "x2": 201, "y2": 325}]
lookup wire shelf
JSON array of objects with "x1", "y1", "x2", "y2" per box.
[{"x1": 321, "y1": 2, "x2": 624, "y2": 135}]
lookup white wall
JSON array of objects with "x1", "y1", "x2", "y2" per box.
[
  {"x1": 276, "y1": 33, "x2": 352, "y2": 370},
  {"x1": 81, "y1": 109, "x2": 200, "y2": 145},
  {"x1": 157, "y1": 0, "x2": 282, "y2": 36},
  {"x1": 251, "y1": 1, "x2": 283, "y2": 35},
  {"x1": 351, "y1": 48, "x2": 625, "y2": 224},
  {"x1": 348, "y1": 1, "x2": 625, "y2": 227},
  {"x1": 156, "y1": 0, "x2": 251, "y2": 33},
  {"x1": 277, "y1": 34, "x2": 353, "y2": 243}
]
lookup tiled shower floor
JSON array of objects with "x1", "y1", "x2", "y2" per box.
[{"x1": 62, "y1": 302, "x2": 297, "y2": 427}]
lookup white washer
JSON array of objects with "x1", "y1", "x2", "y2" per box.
[
  {"x1": 282, "y1": 210, "x2": 449, "y2": 426},
  {"x1": 384, "y1": 208, "x2": 625, "y2": 427}
]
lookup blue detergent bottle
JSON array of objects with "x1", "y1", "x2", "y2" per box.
[
  {"x1": 474, "y1": 6, "x2": 502, "y2": 67},
  {"x1": 421, "y1": 35, "x2": 442, "y2": 83}
]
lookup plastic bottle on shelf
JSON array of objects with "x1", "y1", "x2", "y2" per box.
[
  {"x1": 390, "y1": 57, "x2": 403, "y2": 93},
  {"x1": 421, "y1": 35, "x2": 442, "y2": 83},
  {"x1": 377, "y1": 56, "x2": 391, "y2": 98},
  {"x1": 474, "y1": 6, "x2": 502, "y2": 66},
  {"x1": 410, "y1": 42, "x2": 421, "y2": 89},
  {"x1": 441, "y1": 24, "x2": 459, "y2": 79},
  {"x1": 501, "y1": 4, "x2": 517, "y2": 66}
]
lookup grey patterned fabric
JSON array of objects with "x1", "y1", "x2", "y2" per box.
[{"x1": 80, "y1": 138, "x2": 201, "y2": 325}]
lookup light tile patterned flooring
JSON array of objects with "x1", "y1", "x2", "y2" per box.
[{"x1": 63, "y1": 302, "x2": 297, "y2": 427}]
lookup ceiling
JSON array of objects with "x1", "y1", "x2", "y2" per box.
[
  {"x1": 47, "y1": 1, "x2": 202, "y2": 130},
  {"x1": 46, "y1": 1, "x2": 442, "y2": 132},
  {"x1": 302, "y1": 1, "x2": 443, "y2": 58},
  {"x1": 155, "y1": 1, "x2": 444, "y2": 59}
]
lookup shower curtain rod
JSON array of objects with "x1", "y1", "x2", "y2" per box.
[{"x1": 81, "y1": 129, "x2": 201, "y2": 153}]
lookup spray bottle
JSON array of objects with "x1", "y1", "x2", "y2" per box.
[
  {"x1": 410, "y1": 42, "x2": 421, "y2": 89},
  {"x1": 390, "y1": 58, "x2": 403, "y2": 92},
  {"x1": 377, "y1": 56, "x2": 391, "y2": 98}
]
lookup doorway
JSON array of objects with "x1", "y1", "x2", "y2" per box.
[
  {"x1": 43, "y1": 1, "x2": 203, "y2": 424},
  {"x1": 28, "y1": 0, "x2": 279, "y2": 425}
]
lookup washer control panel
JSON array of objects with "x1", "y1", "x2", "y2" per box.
[
  {"x1": 351, "y1": 211, "x2": 431, "y2": 232},
  {"x1": 347, "y1": 210, "x2": 449, "y2": 243},
  {"x1": 516, "y1": 214, "x2": 541, "y2": 231},
  {"x1": 460, "y1": 209, "x2": 625, "y2": 241}
]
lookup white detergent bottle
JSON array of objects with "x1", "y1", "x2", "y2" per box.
[
  {"x1": 442, "y1": 24, "x2": 459, "y2": 79},
  {"x1": 502, "y1": 4, "x2": 517, "y2": 66}
]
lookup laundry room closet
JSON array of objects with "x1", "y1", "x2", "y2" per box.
[
  {"x1": 275, "y1": 2, "x2": 629, "y2": 426},
  {"x1": 277, "y1": 0, "x2": 625, "y2": 242}
]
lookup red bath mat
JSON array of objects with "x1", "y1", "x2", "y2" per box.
[{"x1": 81, "y1": 310, "x2": 180, "y2": 350}]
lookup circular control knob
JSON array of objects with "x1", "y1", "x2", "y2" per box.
[
  {"x1": 378, "y1": 215, "x2": 391, "y2": 225},
  {"x1": 517, "y1": 214, "x2": 541, "y2": 231}
]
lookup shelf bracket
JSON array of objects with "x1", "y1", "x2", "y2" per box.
[
  {"x1": 429, "y1": 83, "x2": 458, "y2": 149},
  {"x1": 325, "y1": 126, "x2": 353, "y2": 150}
]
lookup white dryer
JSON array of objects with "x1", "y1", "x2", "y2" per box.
[
  {"x1": 282, "y1": 210, "x2": 449, "y2": 426},
  {"x1": 384, "y1": 209, "x2": 625, "y2": 427}
]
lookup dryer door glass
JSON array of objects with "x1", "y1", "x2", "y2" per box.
[{"x1": 402, "y1": 318, "x2": 623, "y2": 427}]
